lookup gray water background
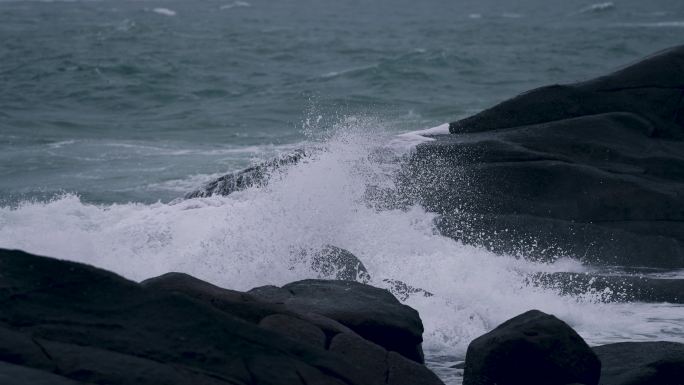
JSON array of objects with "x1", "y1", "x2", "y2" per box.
[{"x1": 2, "y1": 0, "x2": 684, "y2": 204}]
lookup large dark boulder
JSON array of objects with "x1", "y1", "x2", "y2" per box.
[
  {"x1": 250, "y1": 279, "x2": 426, "y2": 363},
  {"x1": 0, "y1": 248, "x2": 443, "y2": 385},
  {"x1": 463, "y1": 310, "x2": 601, "y2": 385},
  {"x1": 407, "y1": 45, "x2": 684, "y2": 268},
  {"x1": 593, "y1": 342, "x2": 684, "y2": 385}
]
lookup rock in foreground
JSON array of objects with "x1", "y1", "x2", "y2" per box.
[
  {"x1": 0, "y1": 248, "x2": 443, "y2": 385},
  {"x1": 255, "y1": 279, "x2": 425, "y2": 363},
  {"x1": 463, "y1": 310, "x2": 601, "y2": 385}
]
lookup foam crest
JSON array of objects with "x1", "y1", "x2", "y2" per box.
[
  {"x1": 578, "y1": 2, "x2": 615, "y2": 14},
  {"x1": 220, "y1": 1, "x2": 251, "y2": 10},
  {"x1": 1, "y1": 120, "x2": 682, "y2": 357},
  {"x1": 152, "y1": 8, "x2": 176, "y2": 17}
]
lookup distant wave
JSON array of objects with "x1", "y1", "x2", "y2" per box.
[
  {"x1": 578, "y1": 2, "x2": 615, "y2": 14},
  {"x1": 47, "y1": 140, "x2": 77, "y2": 149},
  {"x1": 318, "y1": 48, "x2": 431, "y2": 81},
  {"x1": 320, "y1": 64, "x2": 378, "y2": 79},
  {"x1": 618, "y1": 21, "x2": 684, "y2": 28},
  {"x1": 220, "y1": 1, "x2": 251, "y2": 10},
  {"x1": 152, "y1": 8, "x2": 176, "y2": 17},
  {"x1": 145, "y1": 172, "x2": 229, "y2": 194}
]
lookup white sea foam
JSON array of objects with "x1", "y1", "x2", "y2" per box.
[
  {"x1": 152, "y1": 8, "x2": 176, "y2": 17},
  {"x1": 220, "y1": 1, "x2": 251, "y2": 10},
  {"x1": 48, "y1": 140, "x2": 77, "y2": 149},
  {"x1": 1, "y1": 121, "x2": 682, "y2": 358},
  {"x1": 391, "y1": 123, "x2": 450, "y2": 148},
  {"x1": 320, "y1": 64, "x2": 378, "y2": 79},
  {"x1": 578, "y1": 2, "x2": 615, "y2": 14}
]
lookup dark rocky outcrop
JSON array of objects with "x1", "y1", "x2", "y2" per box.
[
  {"x1": 406, "y1": 45, "x2": 684, "y2": 268},
  {"x1": 593, "y1": 341, "x2": 684, "y2": 385},
  {"x1": 185, "y1": 149, "x2": 308, "y2": 198},
  {"x1": 250, "y1": 279, "x2": 426, "y2": 363},
  {"x1": 463, "y1": 310, "x2": 601, "y2": 385},
  {"x1": 529, "y1": 272, "x2": 684, "y2": 303},
  {"x1": 0, "y1": 361, "x2": 83, "y2": 385},
  {"x1": 0, "y1": 248, "x2": 442, "y2": 385}
]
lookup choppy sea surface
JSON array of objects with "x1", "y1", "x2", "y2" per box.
[{"x1": 2, "y1": 0, "x2": 684, "y2": 383}]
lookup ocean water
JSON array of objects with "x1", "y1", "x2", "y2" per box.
[{"x1": 2, "y1": 0, "x2": 684, "y2": 383}]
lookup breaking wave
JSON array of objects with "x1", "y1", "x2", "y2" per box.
[{"x1": 1, "y1": 119, "x2": 683, "y2": 358}]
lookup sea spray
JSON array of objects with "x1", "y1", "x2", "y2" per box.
[{"x1": 1, "y1": 119, "x2": 683, "y2": 359}]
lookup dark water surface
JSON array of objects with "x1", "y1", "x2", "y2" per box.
[{"x1": 2, "y1": 0, "x2": 684, "y2": 203}]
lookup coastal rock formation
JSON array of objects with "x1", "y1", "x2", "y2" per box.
[
  {"x1": 462, "y1": 311, "x2": 684, "y2": 385},
  {"x1": 529, "y1": 272, "x2": 684, "y2": 303},
  {"x1": 284, "y1": 279, "x2": 425, "y2": 363},
  {"x1": 250, "y1": 279, "x2": 425, "y2": 363},
  {"x1": 408, "y1": 45, "x2": 684, "y2": 268},
  {"x1": 0, "y1": 248, "x2": 442, "y2": 385},
  {"x1": 185, "y1": 149, "x2": 308, "y2": 198},
  {"x1": 185, "y1": 46, "x2": 684, "y2": 269},
  {"x1": 462, "y1": 310, "x2": 601, "y2": 385},
  {"x1": 593, "y1": 341, "x2": 684, "y2": 385}
]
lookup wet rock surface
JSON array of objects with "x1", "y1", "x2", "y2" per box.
[
  {"x1": 185, "y1": 149, "x2": 307, "y2": 198},
  {"x1": 528, "y1": 272, "x2": 684, "y2": 303},
  {"x1": 462, "y1": 310, "x2": 601, "y2": 385},
  {"x1": 407, "y1": 45, "x2": 684, "y2": 268},
  {"x1": 0, "y1": 248, "x2": 442, "y2": 385},
  {"x1": 462, "y1": 311, "x2": 684, "y2": 385},
  {"x1": 593, "y1": 341, "x2": 684, "y2": 385}
]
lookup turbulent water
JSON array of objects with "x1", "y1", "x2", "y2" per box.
[{"x1": 2, "y1": 0, "x2": 684, "y2": 383}]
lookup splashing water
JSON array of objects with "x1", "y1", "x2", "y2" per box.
[{"x1": 1, "y1": 118, "x2": 683, "y2": 362}]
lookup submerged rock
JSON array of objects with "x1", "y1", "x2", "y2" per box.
[
  {"x1": 593, "y1": 341, "x2": 684, "y2": 385},
  {"x1": 185, "y1": 149, "x2": 307, "y2": 198},
  {"x1": 0, "y1": 248, "x2": 442, "y2": 385},
  {"x1": 408, "y1": 45, "x2": 684, "y2": 268},
  {"x1": 463, "y1": 310, "x2": 601, "y2": 385},
  {"x1": 382, "y1": 278, "x2": 434, "y2": 302},
  {"x1": 306, "y1": 245, "x2": 371, "y2": 283}
]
